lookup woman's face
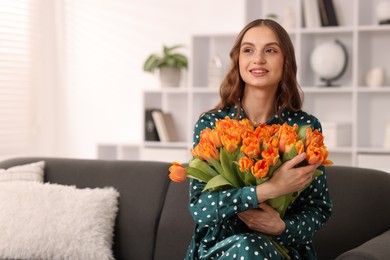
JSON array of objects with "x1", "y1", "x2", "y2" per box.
[{"x1": 239, "y1": 26, "x2": 284, "y2": 90}]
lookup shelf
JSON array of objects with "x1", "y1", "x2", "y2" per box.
[
  {"x1": 357, "y1": 87, "x2": 390, "y2": 93},
  {"x1": 193, "y1": 87, "x2": 219, "y2": 93},
  {"x1": 302, "y1": 86, "x2": 353, "y2": 93},
  {"x1": 357, "y1": 147, "x2": 390, "y2": 154},
  {"x1": 143, "y1": 87, "x2": 189, "y2": 94},
  {"x1": 137, "y1": 0, "x2": 389, "y2": 168},
  {"x1": 143, "y1": 141, "x2": 189, "y2": 149},
  {"x1": 358, "y1": 24, "x2": 390, "y2": 32},
  {"x1": 327, "y1": 147, "x2": 354, "y2": 153},
  {"x1": 300, "y1": 26, "x2": 354, "y2": 34}
]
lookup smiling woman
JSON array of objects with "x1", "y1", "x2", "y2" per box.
[{"x1": 184, "y1": 19, "x2": 332, "y2": 260}]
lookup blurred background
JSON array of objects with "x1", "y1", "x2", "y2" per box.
[
  {"x1": 0, "y1": 0, "x2": 246, "y2": 159},
  {"x1": 1, "y1": 0, "x2": 390, "y2": 173}
]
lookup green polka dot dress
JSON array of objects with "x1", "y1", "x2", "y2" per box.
[{"x1": 185, "y1": 106, "x2": 333, "y2": 260}]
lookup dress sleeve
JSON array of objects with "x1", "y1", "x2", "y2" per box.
[
  {"x1": 275, "y1": 117, "x2": 333, "y2": 247},
  {"x1": 188, "y1": 114, "x2": 258, "y2": 227}
]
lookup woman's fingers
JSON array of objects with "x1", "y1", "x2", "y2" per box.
[{"x1": 282, "y1": 152, "x2": 307, "y2": 169}]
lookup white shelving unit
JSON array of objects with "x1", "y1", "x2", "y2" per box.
[{"x1": 138, "y1": 0, "x2": 390, "y2": 170}]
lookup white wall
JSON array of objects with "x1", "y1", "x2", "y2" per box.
[{"x1": 51, "y1": 0, "x2": 247, "y2": 158}]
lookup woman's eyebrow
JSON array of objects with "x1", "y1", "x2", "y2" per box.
[{"x1": 240, "y1": 41, "x2": 280, "y2": 47}]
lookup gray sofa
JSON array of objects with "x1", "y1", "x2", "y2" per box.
[{"x1": 0, "y1": 157, "x2": 389, "y2": 260}]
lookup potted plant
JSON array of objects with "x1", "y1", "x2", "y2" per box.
[{"x1": 143, "y1": 45, "x2": 188, "y2": 87}]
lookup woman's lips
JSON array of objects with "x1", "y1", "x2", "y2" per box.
[{"x1": 250, "y1": 68, "x2": 268, "y2": 76}]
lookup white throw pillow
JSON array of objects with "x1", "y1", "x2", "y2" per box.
[
  {"x1": 0, "y1": 161, "x2": 45, "y2": 182},
  {"x1": 0, "y1": 181, "x2": 119, "y2": 260}
]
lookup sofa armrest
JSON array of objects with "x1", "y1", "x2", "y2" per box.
[{"x1": 335, "y1": 229, "x2": 390, "y2": 260}]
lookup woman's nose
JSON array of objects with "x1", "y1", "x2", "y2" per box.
[{"x1": 253, "y1": 52, "x2": 266, "y2": 64}]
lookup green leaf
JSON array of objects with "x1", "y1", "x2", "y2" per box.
[
  {"x1": 220, "y1": 148, "x2": 242, "y2": 188},
  {"x1": 282, "y1": 145, "x2": 298, "y2": 163},
  {"x1": 189, "y1": 158, "x2": 218, "y2": 178},
  {"x1": 185, "y1": 167, "x2": 212, "y2": 183},
  {"x1": 209, "y1": 157, "x2": 224, "y2": 175},
  {"x1": 313, "y1": 169, "x2": 323, "y2": 178},
  {"x1": 203, "y1": 175, "x2": 233, "y2": 191},
  {"x1": 143, "y1": 54, "x2": 160, "y2": 72},
  {"x1": 244, "y1": 171, "x2": 256, "y2": 186},
  {"x1": 268, "y1": 159, "x2": 282, "y2": 177},
  {"x1": 143, "y1": 44, "x2": 188, "y2": 73},
  {"x1": 268, "y1": 194, "x2": 293, "y2": 218},
  {"x1": 256, "y1": 176, "x2": 269, "y2": 185},
  {"x1": 298, "y1": 125, "x2": 310, "y2": 141}
]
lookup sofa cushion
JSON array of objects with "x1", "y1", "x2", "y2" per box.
[
  {"x1": 0, "y1": 158, "x2": 173, "y2": 260},
  {"x1": 335, "y1": 229, "x2": 390, "y2": 260},
  {"x1": 154, "y1": 179, "x2": 194, "y2": 260},
  {"x1": 314, "y1": 166, "x2": 390, "y2": 260},
  {"x1": 0, "y1": 161, "x2": 44, "y2": 182},
  {"x1": 0, "y1": 181, "x2": 119, "y2": 260}
]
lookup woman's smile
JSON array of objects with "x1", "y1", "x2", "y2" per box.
[
  {"x1": 239, "y1": 26, "x2": 284, "y2": 89},
  {"x1": 249, "y1": 67, "x2": 269, "y2": 77}
]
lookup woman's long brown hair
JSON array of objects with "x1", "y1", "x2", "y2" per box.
[{"x1": 207, "y1": 19, "x2": 303, "y2": 119}]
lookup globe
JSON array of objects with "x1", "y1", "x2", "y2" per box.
[{"x1": 310, "y1": 39, "x2": 348, "y2": 86}]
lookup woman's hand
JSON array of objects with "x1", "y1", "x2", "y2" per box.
[
  {"x1": 256, "y1": 152, "x2": 321, "y2": 203},
  {"x1": 237, "y1": 203, "x2": 286, "y2": 235}
]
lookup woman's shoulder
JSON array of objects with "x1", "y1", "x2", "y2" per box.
[
  {"x1": 195, "y1": 106, "x2": 238, "y2": 128},
  {"x1": 193, "y1": 106, "x2": 239, "y2": 145},
  {"x1": 279, "y1": 110, "x2": 322, "y2": 131}
]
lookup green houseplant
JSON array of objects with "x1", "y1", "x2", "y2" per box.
[{"x1": 143, "y1": 45, "x2": 188, "y2": 87}]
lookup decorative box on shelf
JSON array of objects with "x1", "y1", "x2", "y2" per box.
[{"x1": 321, "y1": 122, "x2": 352, "y2": 148}]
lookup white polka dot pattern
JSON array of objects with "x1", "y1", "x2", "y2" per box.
[{"x1": 185, "y1": 107, "x2": 332, "y2": 260}]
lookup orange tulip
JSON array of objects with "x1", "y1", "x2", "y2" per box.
[
  {"x1": 278, "y1": 123, "x2": 299, "y2": 153},
  {"x1": 169, "y1": 162, "x2": 187, "y2": 182},
  {"x1": 306, "y1": 143, "x2": 332, "y2": 165},
  {"x1": 263, "y1": 136, "x2": 279, "y2": 149},
  {"x1": 192, "y1": 139, "x2": 220, "y2": 162},
  {"x1": 221, "y1": 134, "x2": 240, "y2": 153},
  {"x1": 226, "y1": 127, "x2": 243, "y2": 143},
  {"x1": 241, "y1": 136, "x2": 260, "y2": 158},
  {"x1": 252, "y1": 159, "x2": 269, "y2": 178},
  {"x1": 305, "y1": 127, "x2": 324, "y2": 147},
  {"x1": 285, "y1": 140, "x2": 305, "y2": 155},
  {"x1": 238, "y1": 156, "x2": 254, "y2": 172},
  {"x1": 200, "y1": 128, "x2": 222, "y2": 148},
  {"x1": 261, "y1": 145, "x2": 280, "y2": 166},
  {"x1": 254, "y1": 123, "x2": 271, "y2": 140},
  {"x1": 267, "y1": 124, "x2": 281, "y2": 136},
  {"x1": 240, "y1": 118, "x2": 255, "y2": 132},
  {"x1": 215, "y1": 116, "x2": 241, "y2": 134}
]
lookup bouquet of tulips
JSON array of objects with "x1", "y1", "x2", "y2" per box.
[
  {"x1": 169, "y1": 116, "x2": 332, "y2": 259},
  {"x1": 170, "y1": 116, "x2": 332, "y2": 216}
]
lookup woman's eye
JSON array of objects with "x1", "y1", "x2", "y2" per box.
[
  {"x1": 243, "y1": 48, "x2": 252, "y2": 53},
  {"x1": 266, "y1": 48, "x2": 277, "y2": 53}
]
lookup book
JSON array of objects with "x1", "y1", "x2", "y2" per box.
[
  {"x1": 151, "y1": 111, "x2": 178, "y2": 142},
  {"x1": 303, "y1": 0, "x2": 321, "y2": 28},
  {"x1": 318, "y1": 0, "x2": 338, "y2": 27},
  {"x1": 144, "y1": 109, "x2": 161, "y2": 141}
]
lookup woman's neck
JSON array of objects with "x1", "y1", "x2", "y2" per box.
[{"x1": 241, "y1": 87, "x2": 276, "y2": 125}]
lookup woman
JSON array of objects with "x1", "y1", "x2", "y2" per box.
[{"x1": 186, "y1": 19, "x2": 332, "y2": 259}]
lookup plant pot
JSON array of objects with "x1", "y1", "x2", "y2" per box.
[{"x1": 159, "y1": 67, "x2": 181, "y2": 87}]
